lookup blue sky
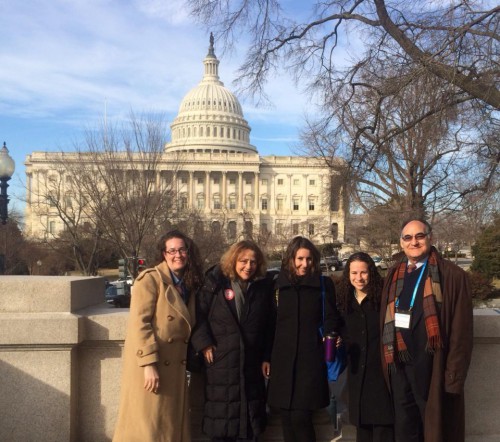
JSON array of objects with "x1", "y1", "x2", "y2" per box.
[{"x1": 0, "y1": 0, "x2": 323, "y2": 212}]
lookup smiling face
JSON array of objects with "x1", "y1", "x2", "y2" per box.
[
  {"x1": 294, "y1": 247, "x2": 313, "y2": 276},
  {"x1": 400, "y1": 220, "x2": 432, "y2": 264},
  {"x1": 235, "y1": 249, "x2": 257, "y2": 281},
  {"x1": 163, "y1": 237, "x2": 188, "y2": 277},
  {"x1": 349, "y1": 260, "x2": 370, "y2": 294}
]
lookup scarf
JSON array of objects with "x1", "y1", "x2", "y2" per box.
[
  {"x1": 231, "y1": 279, "x2": 247, "y2": 320},
  {"x1": 382, "y1": 248, "x2": 443, "y2": 371}
]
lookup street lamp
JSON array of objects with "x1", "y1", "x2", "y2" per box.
[{"x1": 0, "y1": 142, "x2": 15, "y2": 224}]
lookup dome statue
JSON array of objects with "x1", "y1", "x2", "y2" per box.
[{"x1": 166, "y1": 33, "x2": 257, "y2": 154}]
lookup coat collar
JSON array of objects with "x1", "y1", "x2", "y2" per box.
[
  {"x1": 154, "y1": 260, "x2": 194, "y2": 328},
  {"x1": 154, "y1": 260, "x2": 175, "y2": 285},
  {"x1": 276, "y1": 270, "x2": 321, "y2": 289}
]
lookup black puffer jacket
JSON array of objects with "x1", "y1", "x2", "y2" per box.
[
  {"x1": 191, "y1": 266, "x2": 275, "y2": 438},
  {"x1": 267, "y1": 271, "x2": 341, "y2": 410}
]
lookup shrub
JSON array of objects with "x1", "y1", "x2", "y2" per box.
[
  {"x1": 471, "y1": 215, "x2": 500, "y2": 279},
  {"x1": 467, "y1": 271, "x2": 495, "y2": 300}
]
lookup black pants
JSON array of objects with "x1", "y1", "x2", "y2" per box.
[
  {"x1": 390, "y1": 364, "x2": 426, "y2": 442},
  {"x1": 356, "y1": 424, "x2": 394, "y2": 442},
  {"x1": 279, "y1": 409, "x2": 315, "y2": 442}
]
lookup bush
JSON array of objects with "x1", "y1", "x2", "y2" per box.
[
  {"x1": 467, "y1": 271, "x2": 495, "y2": 300},
  {"x1": 471, "y1": 215, "x2": 500, "y2": 279}
]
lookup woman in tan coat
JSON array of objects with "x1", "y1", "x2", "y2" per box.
[{"x1": 113, "y1": 230, "x2": 204, "y2": 442}]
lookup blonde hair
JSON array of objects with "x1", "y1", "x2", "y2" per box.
[{"x1": 220, "y1": 240, "x2": 267, "y2": 280}]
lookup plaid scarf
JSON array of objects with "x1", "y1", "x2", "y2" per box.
[{"x1": 382, "y1": 248, "x2": 442, "y2": 371}]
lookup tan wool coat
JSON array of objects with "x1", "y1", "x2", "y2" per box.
[{"x1": 113, "y1": 261, "x2": 196, "y2": 442}]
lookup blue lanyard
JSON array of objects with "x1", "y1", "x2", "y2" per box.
[{"x1": 395, "y1": 261, "x2": 427, "y2": 310}]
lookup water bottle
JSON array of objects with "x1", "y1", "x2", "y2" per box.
[{"x1": 324, "y1": 332, "x2": 338, "y2": 362}]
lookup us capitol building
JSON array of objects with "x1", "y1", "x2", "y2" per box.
[{"x1": 24, "y1": 36, "x2": 346, "y2": 246}]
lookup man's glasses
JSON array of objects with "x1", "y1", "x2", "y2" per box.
[
  {"x1": 401, "y1": 232, "x2": 429, "y2": 242},
  {"x1": 165, "y1": 247, "x2": 188, "y2": 256}
]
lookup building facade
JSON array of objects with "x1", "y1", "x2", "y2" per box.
[{"x1": 24, "y1": 36, "x2": 346, "y2": 246}]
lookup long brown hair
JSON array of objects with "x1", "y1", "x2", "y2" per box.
[
  {"x1": 282, "y1": 236, "x2": 321, "y2": 282},
  {"x1": 335, "y1": 252, "x2": 383, "y2": 313},
  {"x1": 220, "y1": 240, "x2": 266, "y2": 280},
  {"x1": 157, "y1": 230, "x2": 204, "y2": 292}
]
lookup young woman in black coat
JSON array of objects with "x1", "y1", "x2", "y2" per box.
[
  {"x1": 191, "y1": 240, "x2": 275, "y2": 442},
  {"x1": 266, "y1": 236, "x2": 342, "y2": 442},
  {"x1": 336, "y1": 252, "x2": 394, "y2": 442}
]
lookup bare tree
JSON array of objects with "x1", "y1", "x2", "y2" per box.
[
  {"x1": 306, "y1": 71, "x2": 498, "y2": 216},
  {"x1": 28, "y1": 112, "x2": 180, "y2": 274},
  {"x1": 189, "y1": 0, "x2": 499, "y2": 108},
  {"x1": 189, "y1": 0, "x2": 499, "y2": 219}
]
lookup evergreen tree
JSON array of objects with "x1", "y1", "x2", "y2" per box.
[{"x1": 471, "y1": 215, "x2": 500, "y2": 279}]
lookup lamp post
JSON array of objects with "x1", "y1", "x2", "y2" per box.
[{"x1": 0, "y1": 142, "x2": 15, "y2": 225}]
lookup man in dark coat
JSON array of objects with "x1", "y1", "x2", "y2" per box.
[{"x1": 381, "y1": 218, "x2": 473, "y2": 442}]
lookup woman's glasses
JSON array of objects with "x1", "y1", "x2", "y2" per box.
[{"x1": 165, "y1": 247, "x2": 188, "y2": 255}]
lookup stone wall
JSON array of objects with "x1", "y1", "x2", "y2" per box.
[{"x1": 0, "y1": 276, "x2": 498, "y2": 441}]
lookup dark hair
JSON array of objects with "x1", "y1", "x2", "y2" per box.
[
  {"x1": 282, "y1": 236, "x2": 321, "y2": 281},
  {"x1": 335, "y1": 252, "x2": 383, "y2": 313},
  {"x1": 157, "y1": 229, "x2": 204, "y2": 292},
  {"x1": 220, "y1": 240, "x2": 266, "y2": 280},
  {"x1": 401, "y1": 217, "x2": 432, "y2": 235}
]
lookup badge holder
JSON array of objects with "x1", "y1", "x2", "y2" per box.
[{"x1": 395, "y1": 309, "x2": 412, "y2": 329}]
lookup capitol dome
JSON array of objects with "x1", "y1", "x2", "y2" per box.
[{"x1": 165, "y1": 34, "x2": 257, "y2": 154}]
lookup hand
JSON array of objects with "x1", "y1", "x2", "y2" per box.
[
  {"x1": 262, "y1": 362, "x2": 271, "y2": 379},
  {"x1": 336, "y1": 336, "x2": 343, "y2": 348},
  {"x1": 144, "y1": 364, "x2": 160, "y2": 394},
  {"x1": 203, "y1": 346, "x2": 215, "y2": 364}
]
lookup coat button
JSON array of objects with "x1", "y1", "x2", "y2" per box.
[
  {"x1": 184, "y1": 339, "x2": 189, "y2": 344},
  {"x1": 181, "y1": 360, "x2": 187, "y2": 365},
  {"x1": 167, "y1": 338, "x2": 173, "y2": 343},
  {"x1": 137, "y1": 350, "x2": 143, "y2": 356},
  {"x1": 164, "y1": 360, "x2": 170, "y2": 366},
  {"x1": 167, "y1": 315, "x2": 174, "y2": 321}
]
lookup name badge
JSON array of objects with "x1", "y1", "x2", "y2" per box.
[{"x1": 395, "y1": 311, "x2": 411, "y2": 329}]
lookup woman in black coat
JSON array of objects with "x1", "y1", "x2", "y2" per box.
[
  {"x1": 191, "y1": 240, "x2": 275, "y2": 441},
  {"x1": 336, "y1": 252, "x2": 394, "y2": 442},
  {"x1": 266, "y1": 237, "x2": 342, "y2": 442}
]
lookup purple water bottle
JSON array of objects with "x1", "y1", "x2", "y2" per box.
[{"x1": 324, "y1": 332, "x2": 338, "y2": 362}]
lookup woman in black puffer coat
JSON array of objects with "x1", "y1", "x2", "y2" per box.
[
  {"x1": 191, "y1": 240, "x2": 275, "y2": 441},
  {"x1": 267, "y1": 237, "x2": 342, "y2": 442}
]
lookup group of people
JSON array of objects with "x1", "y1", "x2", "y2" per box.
[{"x1": 112, "y1": 217, "x2": 473, "y2": 442}]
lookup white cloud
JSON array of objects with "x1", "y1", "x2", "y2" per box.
[{"x1": 133, "y1": 0, "x2": 192, "y2": 25}]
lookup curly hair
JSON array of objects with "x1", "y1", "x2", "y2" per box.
[
  {"x1": 335, "y1": 252, "x2": 384, "y2": 313},
  {"x1": 282, "y1": 236, "x2": 321, "y2": 282},
  {"x1": 156, "y1": 230, "x2": 204, "y2": 292},
  {"x1": 220, "y1": 240, "x2": 267, "y2": 281}
]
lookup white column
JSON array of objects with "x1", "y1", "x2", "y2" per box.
[
  {"x1": 254, "y1": 172, "x2": 259, "y2": 211},
  {"x1": 303, "y1": 174, "x2": 309, "y2": 215},
  {"x1": 189, "y1": 171, "x2": 194, "y2": 208},
  {"x1": 205, "y1": 171, "x2": 210, "y2": 210},
  {"x1": 222, "y1": 172, "x2": 227, "y2": 208},
  {"x1": 238, "y1": 172, "x2": 243, "y2": 210},
  {"x1": 271, "y1": 174, "x2": 276, "y2": 212}
]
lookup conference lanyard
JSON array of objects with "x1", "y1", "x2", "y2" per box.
[{"x1": 395, "y1": 261, "x2": 427, "y2": 311}]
